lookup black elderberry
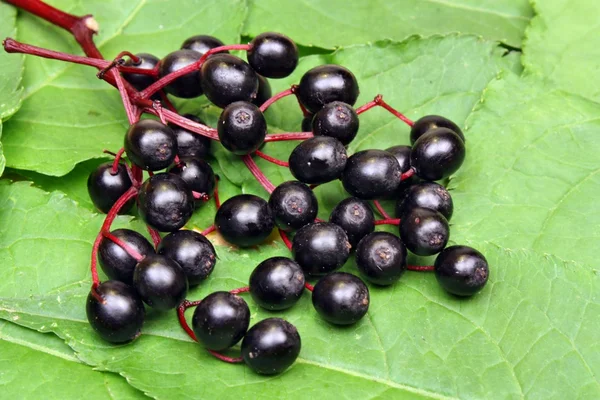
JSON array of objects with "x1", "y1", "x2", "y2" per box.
[
  {"x1": 217, "y1": 101, "x2": 267, "y2": 155},
  {"x1": 122, "y1": 53, "x2": 159, "y2": 92},
  {"x1": 342, "y1": 149, "x2": 401, "y2": 199},
  {"x1": 434, "y1": 246, "x2": 489, "y2": 296},
  {"x1": 410, "y1": 115, "x2": 464, "y2": 144},
  {"x1": 124, "y1": 119, "x2": 177, "y2": 171},
  {"x1": 168, "y1": 157, "x2": 216, "y2": 196},
  {"x1": 98, "y1": 228, "x2": 154, "y2": 285},
  {"x1": 192, "y1": 291, "x2": 250, "y2": 351},
  {"x1": 356, "y1": 232, "x2": 407, "y2": 285},
  {"x1": 396, "y1": 182, "x2": 453, "y2": 221},
  {"x1": 296, "y1": 64, "x2": 359, "y2": 113},
  {"x1": 86, "y1": 280, "x2": 145, "y2": 343},
  {"x1": 215, "y1": 194, "x2": 274, "y2": 247},
  {"x1": 200, "y1": 54, "x2": 259, "y2": 108},
  {"x1": 269, "y1": 181, "x2": 318, "y2": 231},
  {"x1": 288, "y1": 136, "x2": 347, "y2": 184},
  {"x1": 399, "y1": 207, "x2": 449, "y2": 256},
  {"x1": 137, "y1": 173, "x2": 194, "y2": 232},
  {"x1": 410, "y1": 128, "x2": 465, "y2": 181},
  {"x1": 292, "y1": 222, "x2": 351, "y2": 276},
  {"x1": 329, "y1": 197, "x2": 375, "y2": 247},
  {"x1": 87, "y1": 162, "x2": 134, "y2": 214},
  {"x1": 241, "y1": 318, "x2": 301, "y2": 375},
  {"x1": 301, "y1": 114, "x2": 314, "y2": 132},
  {"x1": 312, "y1": 101, "x2": 359, "y2": 145},
  {"x1": 181, "y1": 35, "x2": 227, "y2": 56},
  {"x1": 157, "y1": 230, "x2": 216, "y2": 286},
  {"x1": 247, "y1": 32, "x2": 298, "y2": 78},
  {"x1": 158, "y1": 50, "x2": 203, "y2": 98},
  {"x1": 312, "y1": 272, "x2": 369, "y2": 325},
  {"x1": 133, "y1": 254, "x2": 188, "y2": 311},
  {"x1": 169, "y1": 114, "x2": 211, "y2": 159},
  {"x1": 249, "y1": 257, "x2": 305, "y2": 310},
  {"x1": 252, "y1": 75, "x2": 272, "y2": 107},
  {"x1": 385, "y1": 144, "x2": 419, "y2": 197}
]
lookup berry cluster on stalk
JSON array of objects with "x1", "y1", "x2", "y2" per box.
[{"x1": 4, "y1": 0, "x2": 490, "y2": 376}]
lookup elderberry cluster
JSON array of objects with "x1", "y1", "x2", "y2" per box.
[{"x1": 80, "y1": 31, "x2": 489, "y2": 376}]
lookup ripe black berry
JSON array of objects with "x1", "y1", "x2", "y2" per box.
[
  {"x1": 157, "y1": 230, "x2": 216, "y2": 286},
  {"x1": 169, "y1": 114, "x2": 211, "y2": 159},
  {"x1": 241, "y1": 318, "x2": 301, "y2": 375},
  {"x1": 137, "y1": 173, "x2": 194, "y2": 232},
  {"x1": 329, "y1": 197, "x2": 374, "y2": 247},
  {"x1": 200, "y1": 54, "x2": 259, "y2": 108},
  {"x1": 253, "y1": 75, "x2": 272, "y2": 107},
  {"x1": 410, "y1": 115, "x2": 464, "y2": 144},
  {"x1": 215, "y1": 194, "x2": 274, "y2": 247},
  {"x1": 87, "y1": 162, "x2": 134, "y2": 214},
  {"x1": 124, "y1": 119, "x2": 177, "y2": 171},
  {"x1": 356, "y1": 232, "x2": 407, "y2": 285},
  {"x1": 249, "y1": 257, "x2": 305, "y2": 310},
  {"x1": 435, "y1": 246, "x2": 489, "y2": 296},
  {"x1": 385, "y1": 144, "x2": 418, "y2": 197},
  {"x1": 98, "y1": 228, "x2": 155, "y2": 284},
  {"x1": 86, "y1": 280, "x2": 145, "y2": 343},
  {"x1": 268, "y1": 181, "x2": 318, "y2": 231},
  {"x1": 158, "y1": 50, "x2": 203, "y2": 98},
  {"x1": 192, "y1": 291, "x2": 250, "y2": 351},
  {"x1": 411, "y1": 128, "x2": 465, "y2": 181},
  {"x1": 292, "y1": 222, "x2": 351, "y2": 276},
  {"x1": 122, "y1": 53, "x2": 159, "y2": 92},
  {"x1": 247, "y1": 32, "x2": 298, "y2": 78},
  {"x1": 181, "y1": 35, "x2": 227, "y2": 56},
  {"x1": 399, "y1": 207, "x2": 449, "y2": 256},
  {"x1": 168, "y1": 157, "x2": 216, "y2": 196},
  {"x1": 311, "y1": 272, "x2": 369, "y2": 325},
  {"x1": 396, "y1": 182, "x2": 453, "y2": 221},
  {"x1": 301, "y1": 114, "x2": 314, "y2": 132},
  {"x1": 288, "y1": 136, "x2": 347, "y2": 184},
  {"x1": 312, "y1": 101, "x2": 359, "y2": 145},
  {"x1": 217, "y1": 101, "x2": 266, "y2": 155},
  {"x1": 342, "y1": 149, "x2": 401, "y2": 199},
  {"x1": 133, "y1": 254, "x2": 188, "y2": 310},
  {"x1": 296, "y1": 64, "x2": 359, "y2": 113}
]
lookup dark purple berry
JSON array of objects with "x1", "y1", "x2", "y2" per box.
[
  {"x1": 168, "y1": 157, "x2": 216, "y2": 196},
  {"x1": 157, "y1": 230, "x2": 216, "y2": 285},
  {"x1": 292, "y1": 222, "x2": 351, "y2": 276},
  {"x1": 247, "y1": 32, "x2": 298, "y2": 78},
  {"x1": 217, "y1": 101, "x2": 266, "y2": 155},
  {"x1": 288, "y1": 136, "x2": 347, "y2": 184},
  {"x1": 311, "y1": 272, "x2": 369, "y2": 325},
  {"x1": 301, "y1": 114, "x2": 314, "y2": 132},
  {"x1": 269, "y1": 181, "x2": 318, "y2": 231},
  {"x1": 386, "y1": 144, "x2": 419, "y2": 197},
  {"x1": 329, "y1": 197, "x2": 375, "y2": 247},
  {"x1": 158, "y1": 50, "x2": 203, "y2": 98},
  {"x1": 434, "y1": 246, "x2": 489, "y2": 296},
  {"x1": 215, "y1": 194, "x2": 274, "y2": 247},
  {"x1": 200, "y1": 54, "x2": 259, "y2": 108},
  {"x1": 296, "y1": 65, "x2": 359, "y2": 113},
  {"x1": 252, "y1": 75, "x2": 272, "y2": 107},
  {"x1": 133, "y1": 254, "x2": 188, "y2": 310},
  {"x1": 122, "y1": 53, "x2": 159, "y2": 92},
  {"x1": 169, "y1": 114, "x2": 211, "y2": 159},
  {"x1": 181, "y1": 35, "x2": 228, "y2": 56},
  {"x1": 312, "y1": 101, "x2": 359, "y2": 145},
  {"x1": 87, "y1": 162, "x2": 134, "y2": 214},
  {"x1": 249, "y1": 257, "x2": 305, "y2": 310},
  {"x1": 396, "y1": 182, "x2": 453, "y2": 221},
  {"x1": 410, "y1": 115, "x2": 464, "y2": 144},
  {"x1": 356, "y1": 232, "x2": 407, "y2": 285},
  {"x1": 399, "y1": 207, "x2": 449, "y2": 256},
  {"x1": 342, "y1": 149, "x2": 401, "y2": 199},
  {"x1": 98, "y1": 228, "x2": 154, "y2": 285},
  {"x1": 124, "y1": 119, "x2": 177, "y2": 171},
  {"x1": 411, "y1": 128, "x2": 465, "y2": 181}
]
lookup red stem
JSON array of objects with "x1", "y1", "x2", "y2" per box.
[
  {"x1": 259, "y1": 87, "x2": 294, "y2": 113},
  {"x1": 374, "y1": 218, "x2": 401, "y2": 226},
  {"x1": 264, "y1": 132, "x2": 313, "y2": 142},
  {"x1": 279, "y1": 229, "x2": 293, "y2": 250},
  {"x1": 375, "y1": 95, "x2": 414, "y2": 127},
  {"x1": 407, "y1": 265, "x2": 434, "y2": 272},
  {"x1": 110, "y1": 148, "x2": 125, "y2": 174},
  {"x1": 401, "y1": 168, "x2": 415, "y2": 181},
  {"x1": 355, "y1": 100, "x2": 378, "y2": 115},
  {"x1": 241, "y1": 155, "x2": 276, "y2": 193},
  {"x1": 192, "y1": 191, "x2": 210, "y2": 201},
  {"x1": 3, "y1": 38, "x2": 106, "y2": 68},
  {"x1": 254, "y1": 150, "x2": 290, "y2": 167},
  {"x1": 304, "y1": 283, "x2": 314, "y2": 292},
  {"x1": 151, "y1": 108, "x2": 219, "y2": 140},
  {"x1": 373, "y1": 200, "x2": 391, "y2": 219},
  {"x1": 208, "y1": 350, "x2": 244, "y2": 364},
  {"x1": 201, "y1": 225, "x2": 216, "y2": 236},
  {"x1": 147, "y1": 226, "x2": 162, "y2": 248},
  {"x1": 213, "y1": 177, "x2": 221, "y2": 209},
  {"x1": 101, "y1": 231, "x2": 144, "y2": 261},
  {"x1": 111, "y1": 63, "x2": 139, "y2": 125},
  {"x1": 230, "y1": 287, "x2": 250, "y2": 295}
]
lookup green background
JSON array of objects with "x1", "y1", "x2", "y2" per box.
[{"x1": 0, "y1": 0, "x2": 598, "y2": 399}]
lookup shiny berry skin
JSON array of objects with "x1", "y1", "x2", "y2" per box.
[
  {"x1": 158, "y1": 50, "x2": 203, "y2": 98},
  {"x1": 122, "y1": 53, "x2": 159, "y2": 92},
  {"x1": 98, "y1": 228, "x2": 155, "y2": 285},
  {"x1": 312, "y1": 272, "x2": 369, "y2": 325},
  {"x1": 137, "y1": 173, "x2": 194, "y2": 232},
  {"x1": 434, "y1": 246, "x2": 489, "y2": 296},
  {"x1": 168, "y1": 157, "x2": 216, "y2": 196},
  {"x1": 268, "y1": 181, "x2": 318, "y2": 231},
  {"x1": 296, "y1": 64, "x2": 359, "y2": 113},
  {"x1": 86, "y1": 281, "x2": 145, "y2": 343},
  {"x1": 342, "y1": 149, "x2": 401, "y2": 199},
  {"x1": 247, "y1": 32, "x2": 298, "y2": 78},
  {"x1": 292, "y1": 222, "x2": 351, "y2": 276},
  {"x1": 200, "y1": 54, "x2": 259, "y2": 108},
  {"x1": 87, "y1": 162, "x2": 134, "y2": 214},
  {"x1": 385, "y1": 145, "x2": 419, "y2": 197},
  {"x1": 301, "y1": 114, "x2": 314, "y2": 132},
  {"x1": 410, "y1": 115, "x2": 464, "y2": 144},
  {"x1": 132, "y1": 254, "x2": 188, "y2": 311},
  {"x1": 288, "y1": 136, "x2": 347, "y2": 184},
  {"x1": 249, "y1": 257, "x2": 305, "y2": 310},
  {"x1": 192, "y1": 291, "x2": 250, "y2": 351},
  {"x1": 181, "y1": 35, "x2": 227, "y2": 56},
  {"x1": 252, "y1": 75, "x2": 272, "y2": 107},
  {"x1": 312, "y1": 101, "x2": 359, "y2": 145},
  {"x1": 217, "y1": 101, "x2": 267, "y2": 155},
  {"x1": 169, "y1": 114, "x2": 211, "y2": 159},
  {"x1": 241, "y1": 318, "x2": 301, "y2": 375},
  {"x1": 215, "y1": 194, "x2": 274, "y2": 247},
  {"x1": 329, "y1": 197, "x2": 375, "y2": 247},
  {"x1": 396, "y1": 182, "x2": 453, "y2": 221},
  {"x1": 124, "y1": 119, "x2": 177, "y2": 171},
  {"x1": 356, "y1": 232, "x2": 407, "y2": 286},
  {"x1": 157, "y1": 230, "x2": 216, "y2": 286},
  {"x1": 399, "y1": 207, "x2": 449, "y2": 256},
  {"x1": 411, "y1": 128, "x2": 465, "y2": 181}
]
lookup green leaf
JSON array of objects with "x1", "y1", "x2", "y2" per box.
[
  {"x1": 0, "y1": 2, "x2": 24, "y2": 120},
  {"x1": 451, "y1": 73, "x2": 600, "y2": 268},
  {"x1": 0, "y1": 320, "x2": 148, "y2": 399},
  {"x1": 522, "y1": 0, "x2": 600, "y2": 103},
  {"x1": 2, "y1": 0, "x2": 247, "y2": 176},
  {"x1": 244, "y1": 0, "x2": 533, "y2": 49}
]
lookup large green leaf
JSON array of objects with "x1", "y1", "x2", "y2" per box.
[
  {"x1": 244, "y1": 0, "x2": 533, "y2": 49},
  {"x1": 522, "y1": 0, "x2": 600, "y2": 103},
  {"x1": 0, "y1": 2, "x2": 23, "y2": 120}
]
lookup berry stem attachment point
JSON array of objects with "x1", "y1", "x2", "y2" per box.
[
  {"x1": 110, "y1": 148, "x2": 125, "y2": 174},
  {"x1": 254, "y1": 150, "x2": 290, "y2": 167},
  {"x1": 373, "y1": 200, "x2": 392, "y2": 220},
  {"x1": 279, "y1": 229, "x2": 292, "y2": 251},
  {"x1": 407, "y1": 265, "x2": 435, "y2": 272},
  {"x1": 401, "y1": 168, "x2": 415, "y2": 181},
  {"x1": 259, "y1": 87, "x2": 294, "y2": 113},
  {"x1": 304, "y1": 282, "x2": 314, "y2": 292},
  {"x1": 146, "y1": 226, "x2": 162, "y2": 248},
  {"x1": 101, "y1": 231, "x2": 144, "y2": 262},
  {"x1": 374, "y1": 218, "x2": 401, "y2": 226},
  {"x1": 192, "y1": 191, "x2": 210, "y2": 201},
  {"x1": 241, "y1": 155, "x2": 276, "y2": 193}
]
